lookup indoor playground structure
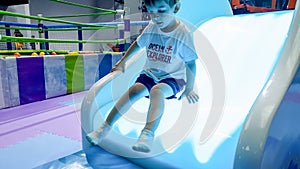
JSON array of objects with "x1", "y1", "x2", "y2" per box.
[{"x1": 0, "y1": 0, "x2": 299, "y2": 169}]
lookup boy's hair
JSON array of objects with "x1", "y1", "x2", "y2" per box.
[{"x1": 144, "y1": 0, "x2": 180, "y2": 13}]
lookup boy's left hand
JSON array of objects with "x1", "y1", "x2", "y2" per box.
[{"x1": 179, "y1": 90, "x2": 199, "y2": 104}]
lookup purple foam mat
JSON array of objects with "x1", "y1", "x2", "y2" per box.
[
  {"x1": 0, "y1": 91, "x2": 86, "y2": 148},
  {"x1": 36, "y1": 109, "x2": 82, "y2": 141},
  {"x1": 0, "y1": 91, "x2": 86, "y2": 124},
  {"x1": 0, "y1": 122, "x2": 43, "y2": 148}
]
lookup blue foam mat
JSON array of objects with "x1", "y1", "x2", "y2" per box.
[{"x1": 0, "y1": 133, "x2": 81, "y2": 169}]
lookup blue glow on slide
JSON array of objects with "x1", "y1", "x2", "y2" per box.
[{"x1": 176, "y1": 0, "x2": 232, "y2": 27}]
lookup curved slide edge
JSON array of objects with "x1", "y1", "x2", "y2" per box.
[
  {"x1": 81, "y1": 50, "x2": 146, "y2": 148},
  {"x1": 80, "y1": 50, "x2": 147, "y2": 168},
  {"x1": 234, "y1": 2, "x2": 300, "y2": 169}
]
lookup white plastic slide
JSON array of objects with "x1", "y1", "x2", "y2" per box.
[
  {"x1": 81, "y1": 0, "x2": 300, "y2": 168},
  {"x1": 234, "y1": 1, "x2": 300, "y2": 169}
]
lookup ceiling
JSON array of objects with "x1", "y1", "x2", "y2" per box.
[{"x1": 0, "y1": 0, "x2": 29, "y2": 6}]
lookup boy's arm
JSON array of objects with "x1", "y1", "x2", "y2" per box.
[
  {"x1": 111, "y1": 41, "x2": 141, "y2": 72},
  {"x1": 179, "y1": 60, "x2": 199, "y2": 103},
  {"x1": 185, "y1": 60, "x2": 196, "y2": 92}
]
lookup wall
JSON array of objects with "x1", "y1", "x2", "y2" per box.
[
  {"x1": 1, "y1": 0, "x2": 144, "y2": 51},
  {"x1": 28, "y1": 0, "x2": 115, "y2": 51},
  {"x1": 0, "y1": 4, "x2": 31, "y2": 50}
]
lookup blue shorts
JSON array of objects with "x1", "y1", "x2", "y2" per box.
[{"x1": 135, "y1": 73, "x2": 186, "y2": 99}]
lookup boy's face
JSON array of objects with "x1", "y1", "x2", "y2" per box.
[{"x1": 146, "y1": 0, "x2": 177, "y2": 29}]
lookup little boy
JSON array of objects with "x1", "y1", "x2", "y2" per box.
[{"x1": 87, "y1": 0, "x2": 199, "y2": 153}]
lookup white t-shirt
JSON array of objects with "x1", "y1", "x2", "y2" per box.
[{"x1": 136, "y1": 20, "x2": 198, "y2": 82}]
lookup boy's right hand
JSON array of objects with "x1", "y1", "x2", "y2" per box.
[{"x1": 110, "y1": 61, "x2": 125, "y2": 73}]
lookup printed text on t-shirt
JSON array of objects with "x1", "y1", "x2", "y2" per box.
[{"x1": 147, "y1": 43, "x2": 173, "y2": 64}]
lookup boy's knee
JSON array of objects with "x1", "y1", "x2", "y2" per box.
[
  {"x1": 129, "y1": 83, "x2": 147, "y2": 97},
  {"x1": 150, "y1": 85, "x2": 164, "y2": 96},
  {"x1": 150, "y1": 84, "x2": 161, "y2": 90}
]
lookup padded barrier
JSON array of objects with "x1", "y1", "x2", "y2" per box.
[
  {"x1": 0, "y1": 53, "x2": 123, "y2": 109},
  {"x1": 44, "y1": 55, "x2": 67, "y2": 99},
  {"x1": 83, "y1": 54, "x2": 101, "y2": 90},
  {"x1": 6, "y1": 57, "x2": 20, "y2": 107},
  {"x1": 17, "y1": 57, "x2": 46, "y2": 105},
  {"x1": 0, "y1": 58, "x2": 5, "y2": 108},
  {"x1": 65, "y1": 54, "x2": 85, "y2": 94}
]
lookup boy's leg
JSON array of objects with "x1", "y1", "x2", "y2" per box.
[
  {"x1": 106, "y1": 82, "x2": 149, "y2": 125},
  {"x1": 145, "y1": 83, "x2": 173, "y2": 131},
  {"x1": 132, "y1": 83, "x2": 173, "y2": 153},
  {"x1": 86, "y1": 83, "x2": 148, "y2": 145}
]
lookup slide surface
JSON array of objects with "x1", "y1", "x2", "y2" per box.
[
  {"x1": 81, "y1": 0, "x2": 299, "y2": 168},
  {"x1": 234, "y1": 2, "x2": 300, "y2": 168}
]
